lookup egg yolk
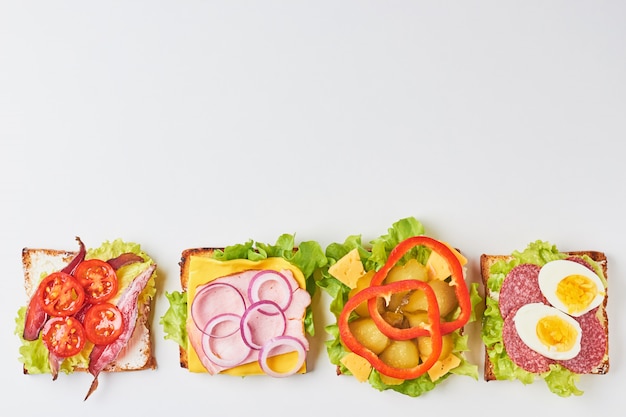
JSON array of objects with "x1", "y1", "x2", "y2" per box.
[
  {"x1": 556, "y1": 274, "x2": 598, "y2": 315},
  {"x1": 536, "y1": 315, "x2": 578, "y2": 352}
]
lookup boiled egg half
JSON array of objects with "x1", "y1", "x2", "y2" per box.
[
  {"x1": 514, "y1": 303, "x2": 582, "y2": 360},
  {"x1": 538, "y1": 259, "x2": 605, "y2": 317}
]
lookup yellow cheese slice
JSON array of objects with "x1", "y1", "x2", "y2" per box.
[
  {"x1": 221, "y1": 350, "x2": 304, "y2": 376},
  {"x1": 186, "y1": 256, "x2": 306, "y2": 375},
  {"x1": 426, "y1": 242, "x2": 467, "y2": 281},
  {"x1": 328, "y1": 248, "x2": 365, "y2": 289},
  {"x1": 426, "y1": 353, "x2": 462, "y2": 382},
  {"x1": 340, "y1": 352, "x2": 372, "y2": 382},
  {"x1": 378, "y1": 373, "x2": 404, "y2": 386}
]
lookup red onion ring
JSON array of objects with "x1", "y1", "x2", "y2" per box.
[
  {"x1": 258, "y1": 336, "x2": 307, "y2": 378},
  {"x1": 192, "y1": 282, "x2": 246, "y2": 332},
  {"x1": 200, "y1": 312, "x2": 241, "y2": 338},
  {"x1": 248, "y1": 270, "x2": 293, "y2": 312},
  {"x1": 201, "y1": 313, "x2": 250, "y2": 367},
  {"x1": 240, "y1": 300, "x2": 286, "y2": 350}
]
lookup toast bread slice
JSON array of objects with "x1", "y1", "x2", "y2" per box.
[
  {"x1": 481, "y1": 250, "x2": 609, "y2": 381},
  {"x1": 177, "y1": 247, "x2": 217, "y2": 368},
  {"x1": 22, "y1": 247, "x2": 156, "y2": 373}
]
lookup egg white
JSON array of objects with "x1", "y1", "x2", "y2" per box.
[
  {"x1": 538, "y1": 259, "x2": 605, "y2": 317},
  {"x1": 514, "y1": 303, "x2": 582, "y2": 360}
]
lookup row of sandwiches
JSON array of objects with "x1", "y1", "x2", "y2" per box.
[{"x1": 15, "y1": 217, "x2": 609, "y2": 399}]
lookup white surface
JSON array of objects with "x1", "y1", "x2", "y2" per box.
[{"x1": 1, "y1": 1, "x2": 625, "y2": 415}]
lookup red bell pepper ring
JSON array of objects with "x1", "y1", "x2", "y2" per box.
[
  {"x1": 367, "y1": 236, "x2": 471, "y2": 339},
  {"x1": 339, "y1": 280, "x2": 442, "y2": 379}
]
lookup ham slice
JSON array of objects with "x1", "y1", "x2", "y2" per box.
[
  {"x1": 188, "y1": 269, "x2": 310, "y2": 375},
  {"x1": 84, "y1": 264, "x2": 156, "y2": 400}
]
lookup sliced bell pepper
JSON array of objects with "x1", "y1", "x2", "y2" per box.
[
  {"x1": 367, "y1": 235, "x2": 471, "y2": 339},
  {"x1": 339, "y1": 279, "x2": 442, "y2": 379}
]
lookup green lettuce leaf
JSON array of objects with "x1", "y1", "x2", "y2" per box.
[
  {"x1": 318, "y1": 216, "x2": 480, "y2": 397},
  {"x1": 160, "y1": 291, "x2": 188, "y2": 349},
  {"x1": 480, "y1": 240, "x2": 601, "y2": 397}
]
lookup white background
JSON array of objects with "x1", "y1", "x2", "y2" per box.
[{"x1": 1, "y1": 1, "x2": 625, "y2": 415}]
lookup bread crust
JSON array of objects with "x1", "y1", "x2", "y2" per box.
[
  {"x1": 21, "y1": 247, "x2": 156, "y2": 374},
  {"x1": 481, "y1": 250, "x2": 609, "y2": 381},
  {"x1": 177, "y1": 247, "x2": 218, "y2": 368}
]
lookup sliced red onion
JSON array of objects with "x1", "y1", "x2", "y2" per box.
[
  {"x1": 248, "y1": 270, "x2": 293, "y2": 312},
  {"x1": 191, "y1": 282, "x2": 245, "y2": 332},
  {"x1": 258, "y1": 336, "x2": 307, "y2": 378},
  {"x1": 240, "y1": 300, "x2": 286, "y2": 350},
  {"x1": 201, "y1": 313, "x2": 250, "y2": 367},
  {"x1": 200, "y1": 312, "x2": 241, "y2": 338}
]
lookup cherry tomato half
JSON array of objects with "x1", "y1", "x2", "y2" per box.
[
  {"x1": 74, "y1": 259, "x2": 118, "y2": 304},
  {"x1": 37, "y1": 272, "x2": 86, "y2": 317},
  {"x1": 41, "y1": 316, "x2": 86, "y2": 358},
  {"x1": 83, "y1": 302, "x2": 124, "y2": 345}
]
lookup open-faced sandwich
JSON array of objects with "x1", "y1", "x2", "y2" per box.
[
  {"x1": 160, "y1": 235, "x2": 327, "y2": 377},
  {"x1": 15, "y1": 237, "x2": 158, "y2": 400},
  {"x1": 318, "y1": 217, "x2": 481, "y2": 397},
  {"x1": 481, "y1": 240, "x2": 609, "y2": 397}
]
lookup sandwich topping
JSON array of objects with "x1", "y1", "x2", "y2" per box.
[
  {"x1": 537, "y1": 259, "x2": 606, "y2": 317},
  {"x1": 73, "y1": 259, "x2": 119, "y2": 304},
  {"x1": 36, "y1": 272, "x2": 86, "y2": 318},
  {"x1": 336, "y1": 236, "x2": 471, "y2": 381},
  {"x1": 86, "y1": 263, "x2": 156, "y2": 399},
  {"x1": 481, "y1": 240, "x2": 609, "y2": 397},
  {"x1": 41, "y1": 316, "x2": 86, "y2": 359},
  {"x1": 320, "y1": 217, "x2": 481, "y2": 397},
  {"x1": 187, "y1": 264, "x2": 311, "y2": 377},
  {"x1": 23, "y1": 238, "x2": 87, "y2": 340},
  {"x1": 500, "y1": 258, "x2": 606, "y2": 374}
]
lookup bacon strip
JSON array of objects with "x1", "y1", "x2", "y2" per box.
[
  {"x1": 84, "y1": 264, "x2": 156, "y2": 400},
  {"x1": 49, "y1": 352, "x2": 62, "y2": 381},
  {"x1": 61, "y1": 237, "x2": 86, "y2": 275},
  {"x1": 22, "y1": 297, "x2": 47, "y2": 341},
  {"x1": 107, "y1": 253, "x2": 144, "y2": 271}
]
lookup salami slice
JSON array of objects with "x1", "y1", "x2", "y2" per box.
[
  {"x1": 558, "y1": 308, "x2": 607, "y2": 373},
  {"x1": 499, "y1": 264, "x2": 546, "y2": 319},
  {"x1": 565, "y1": 256, "x2": 594, "y2": 271},
  {"x1": 502, "y1": 309, "x2": 554, "y2": 373}
]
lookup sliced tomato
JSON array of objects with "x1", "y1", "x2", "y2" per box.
[
  {"x1": 83, "y1": 302, "x2": 124, "y2": 345},
  {"x1": 42, "y1": 316, "x2": 86, "y2": 358},
  {"x1": 74, "y1": 259, "x2": 119, "y2": 304},
  {"x1": 37, "y1": 272, "x2": 86, "y2": 317}
]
